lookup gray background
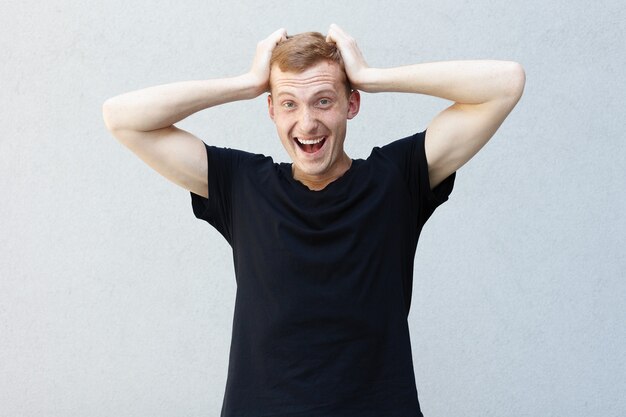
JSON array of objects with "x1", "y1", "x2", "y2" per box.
[{"x1": 1, "y1": 0, "x2": 624, "y2": 416}]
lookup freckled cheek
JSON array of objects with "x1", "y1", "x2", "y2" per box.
[
  {"x1": 275, "y1": 116, "x2": 296, "y2": 132},
  {"x1": 322, "y1": 116, "x2": 344, "y2": 133}
]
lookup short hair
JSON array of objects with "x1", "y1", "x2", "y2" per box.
[{"x1": 269, "y1": 32, "x2": 351, "y2": 94}]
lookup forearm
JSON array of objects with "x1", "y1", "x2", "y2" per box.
[
  {"x1": 102, "y1": 74, "x2": 262, "y2": 132},
  {"x1": 358, "y1": 60, "x2": 525, "y2": 104}
]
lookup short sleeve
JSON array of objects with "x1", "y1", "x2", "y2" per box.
[
  {"x1": 189, "y1": 143, "x2": 211, "y2": 222},
  {"x1": 189, "y1": 144, "x2": 248, "y2": 244},
  {"x1": 379, "y1": 130, "x2": 456, "y2": 226}
]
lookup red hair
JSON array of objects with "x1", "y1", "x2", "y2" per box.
[{"x1": 270, "y1": 32, "x2": 351, "y2": 93}]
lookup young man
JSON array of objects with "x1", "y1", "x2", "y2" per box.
[{"x1": 103, "y1": 25, "x2": 524, "y2": 417}]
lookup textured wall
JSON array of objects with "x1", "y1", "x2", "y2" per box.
[{"x1": 1, "y1": 0, "x2": 624, "y2": 416}]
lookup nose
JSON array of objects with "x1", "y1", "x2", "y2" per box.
[{"x1": 299, "y1": 107, "x2": 318, "y2": 133}]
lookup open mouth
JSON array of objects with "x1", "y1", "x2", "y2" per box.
[{"x1": 295, "y1": 136, "x2": 327, "y2": 154}]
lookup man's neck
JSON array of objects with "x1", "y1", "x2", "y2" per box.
[{"x1": 292, "y1": 154, "x2": 353, "y2": 191}]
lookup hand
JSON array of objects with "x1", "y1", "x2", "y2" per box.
[
  {"x1": 248, "y1": 28, "x2": 288, "y2": 95},
  {"x1": 326, "y1": 24, "x2": 371, "y2": 91}
]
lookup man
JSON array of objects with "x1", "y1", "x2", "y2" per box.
[{"x1": 103, "y1": 24, "x2": 524, "y2": 417}]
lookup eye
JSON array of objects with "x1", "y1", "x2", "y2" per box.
[
  {"x1": 318, "y1": 98, "x2": 332, "y2": 107},
  {"x1": 282, "y1": 101, "x2": 296, "y2": 109}
]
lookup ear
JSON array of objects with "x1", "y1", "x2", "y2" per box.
[
  {"x1": 267, "y1": 94, "x2": 275, "y2": 121},
  {"x1": 347, "y1": 90, "x2": 360, "y2": 120}
]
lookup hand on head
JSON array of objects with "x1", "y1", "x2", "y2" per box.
[
  {"x1": 249, "y1": 28, "x2": 288, "y2": 94},
  {"x1": 249, "y1": 25, "x2": 370, "y2": 95},
  {"x1": 325, "y1": 24, "x2": 370, "y2": 91}
]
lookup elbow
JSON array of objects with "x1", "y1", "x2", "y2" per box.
[
  {"x1": 102, "y1": 96, "x2": 128, "y2": 134},
  {"x1": 102, "y1": 97, "x2": 118, "y2": 132},
  {"x1": 504, "y1": 61, "x2": 526, "y2": 102}
]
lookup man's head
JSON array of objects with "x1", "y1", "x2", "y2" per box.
[
  {"x1": 269, "y1": 32, "x2": 351, "y2": 96},
  {"x1": 267, "y1": 31, "x2": 360, "y2": 190}
]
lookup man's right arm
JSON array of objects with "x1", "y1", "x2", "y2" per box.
[{"x1": 102, "y1": 28, "x2": 287, "y2": 198}]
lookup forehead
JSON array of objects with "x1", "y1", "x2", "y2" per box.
[{"x1": 270, "y1": 61, "x2": 346, "y2": 96}]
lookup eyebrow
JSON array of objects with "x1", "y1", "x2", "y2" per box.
[{"x1": 312, "y1": 89, "x2": 339, "y2": 97}]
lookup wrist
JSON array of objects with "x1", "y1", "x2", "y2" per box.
[
  {"x1": 351, "y1": 67, "x2": 384, "y2": 93},
  {"x1": 238, "y1": 72, "x2": 269, "y2": 99}
]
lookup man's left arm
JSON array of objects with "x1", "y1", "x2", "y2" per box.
[{"x1": 327, "y1": 24, "x2": 526, "y2": 189}]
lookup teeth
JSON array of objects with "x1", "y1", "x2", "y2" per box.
[{"x1": 296, "y1": 137, "x2": 325, "y2": 145}]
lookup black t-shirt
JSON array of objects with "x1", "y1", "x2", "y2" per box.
[{"x1": 191, "y1": 131, "x2": 455, "y2": 417}]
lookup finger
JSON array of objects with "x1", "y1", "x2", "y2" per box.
[
  {"x1": 262, "y1": 28, "x2": 286, "y2": 47},
  {"x1": 258, "y1": 28, "x2": 287, "y2": 59},
  {"x1": 271, "y1": 27, "x2": 287, "y2": 43},
  {"x1": 326, "y1": 25, "x2": 337, "y2": 43},
  {"x1": 326, "y1": 23, "x2": 348, "y2": 43}
]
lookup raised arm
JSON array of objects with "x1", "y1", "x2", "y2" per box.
[
  {"x1": 102, "y1": 28, "x2": 287, "y2": 198},
  {"x1": 326, "y1": 24, "x2": 525, "y2": 189}
]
